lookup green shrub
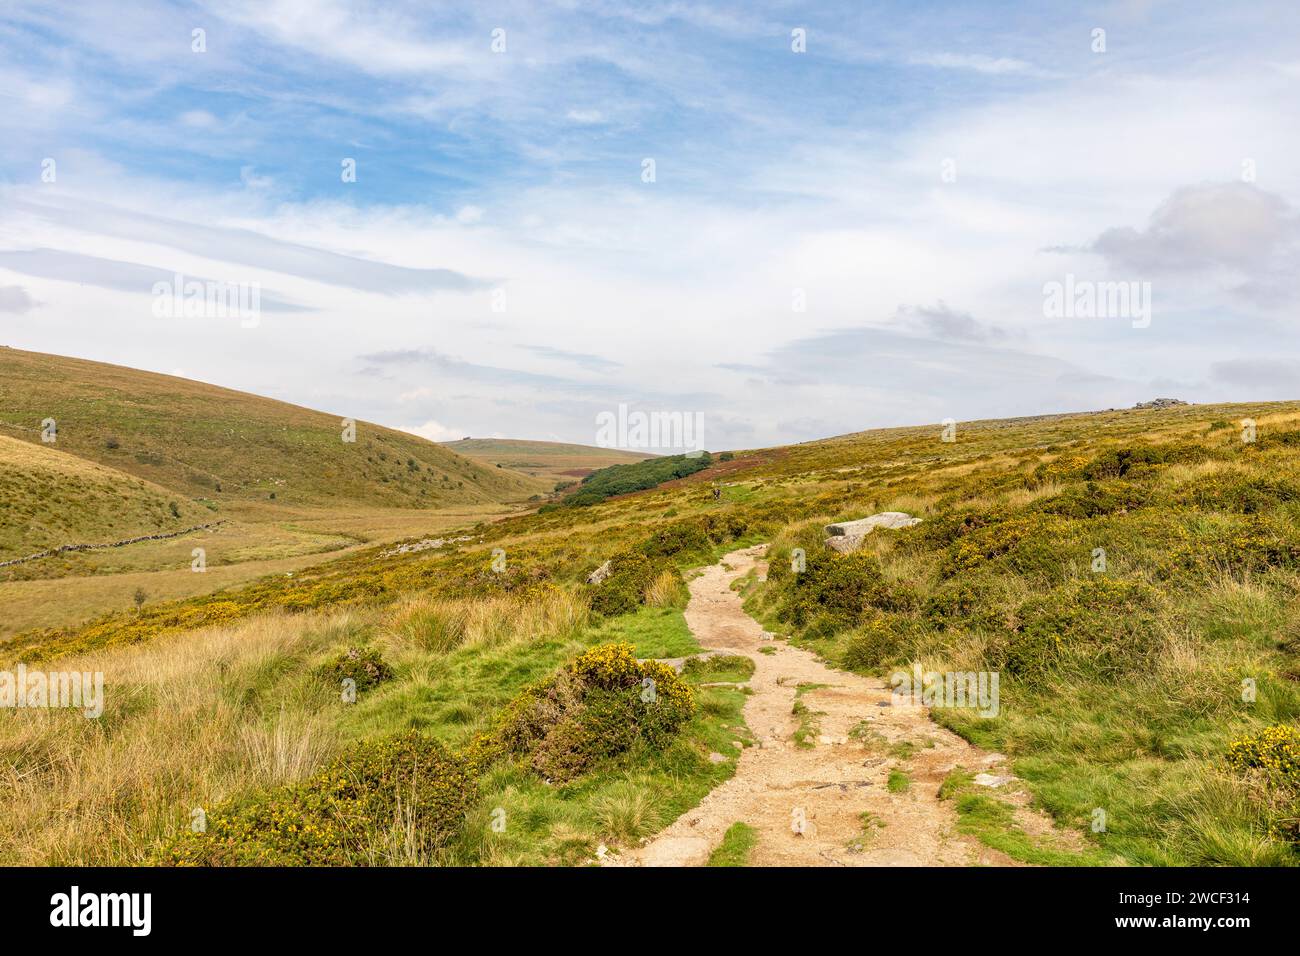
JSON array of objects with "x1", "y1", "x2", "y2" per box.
[
  {"x1": 489, "y1": 643, "x2": 694, "y2": 782},
  {"x1": 1166, "y1": 474, "x2": 1300, "y2": 514},
  {"x1": 903, "y1": 510, "x2": 1003, "y2": 553},
  {"x1": 843, "y1": 617, "x2": 910, "y2": 670},
  {"x1": 779, "y1": 551, "x2": 913, "y2": 627},
  {"x1": 160, "y1": 731, "x2": 476, "y2": 865},
  {"x1": 998, "y1": 578, "x2": 1161, "y2": 681},
  {"x1": 1033, "y1": 480, "x2": 1148, "y2": 518},
  {"x1": 327, "y1": 645, "x2": 393, "y2": 692},
  {"x1": 639, "y1": 520, "x2": 711, "y2": 560},
  {"x1": 1081, "y1": 443, "x2": 1208, "y2": 481},
  {"x1": 588, "y1": 551, "x2": 664, "y2": 616},
  {"x1": 939, "y1": 515, "x2": 1065, "y2": 578},
  {"x1": 923, "y1": 577, "x2": 1003, "y2": 631},
  {"x1": 638, "y1": 513, "x2": 750, "y2": 561}
]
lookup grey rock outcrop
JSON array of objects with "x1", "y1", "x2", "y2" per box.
[{"x1": 824, "y1": 511, "x2": 922, "y2": 554}]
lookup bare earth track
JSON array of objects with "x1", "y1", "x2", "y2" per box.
[{"x1": 612, "y1": 545, "x2": 1067, "y2": 867}]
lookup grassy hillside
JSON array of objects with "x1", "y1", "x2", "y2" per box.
[
  {"x1": 5, "y1": 399, "x2": 1300, "y2": 867},
  {"x1": 442, "y1": 438, "x2": 654, "y2": 488},
  {"x1": 0, "y1": 347, "x2": 546, "y2": 508},
  {"x1": 0, "y1": 433, "x2": 211, "y2": 562}
]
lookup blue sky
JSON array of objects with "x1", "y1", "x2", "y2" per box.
[{"x1": 2, "y1": 1, "x2": 1299, "y2": 450}]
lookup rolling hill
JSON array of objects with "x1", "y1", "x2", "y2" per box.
[
  {"x1": 442, "y1": 438, "x2": 654, "y2": 488},
  {"x1": 0, "y1": 433, "x2": 212, "y2": 563},
  {"x1": 0, "y1": 347, "x2": 547, "y2": 508}
]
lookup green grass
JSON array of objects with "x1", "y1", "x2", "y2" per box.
[
  {"x1": 585, "y1": 605, "x2": 700, "y2": 659},
  {"x1": 0, "y1": 433, "x2": 211, "y2": 562},
  {"x1": 332, "y1": 604, "x2": 750, "y2": 865},
  {"x1": 449, "y1": 678, "x2": 748, "y2": 865},
  {"x1": 937, "y1": 769, "x2": 1115, "y2": 866},
  {"x1": 708, "y1": 822, "x2": 759, "y2": 866},
  {"x1": 791, "y1": 683, "x2": 829, "y2": 749},
  {"x1": 887, "y1": 769, "x2": 911, "y2": 793}
]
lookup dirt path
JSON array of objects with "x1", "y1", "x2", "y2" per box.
[{"x1": 611, "y1": 544, "x2": 1057, "y2": 867}]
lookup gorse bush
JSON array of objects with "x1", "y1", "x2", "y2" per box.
[
  {"x1": 922, "y1": 577, "x2": 1004, "y2": 631},
  {"x1": 778, "y1": 551, "x2": 914, "y2": 628},
  {"x1": 1165, "y1": 473, "x2": 1300, "y2": 514},
  {"x1": 588, "y1": 552, "x2": 669, "y2": 616},
  {"x1": 843, "y1": 616, "x2": 912, "y2": 669},
  {"x1": 327, "y1": 645, "x2": 393, "y2": 692},
  {"x1": 485, "y1": 643, "x2": 694, "y2": 782},
  {"x1": 1033, "y1": 480, "x2": 1149, "y2": 519},
  {"x1": 160, "y1": 730, "x2": 477, "y2": 865},
  {"x1": 998, "y1": 578, "x2": 1161, "y2": 682},
  {"x1": 637, "y1": 513, "x2": 750, "y2": 562},
  {"x1": 1227, "y1": 724, "x2": 1300, "y2": 789},
  {"x1": 1081, "y1": 442, "x2": 1211, "y2": 480},
  {"x1": 939, "y1": 515, "x2": 1068, "y2": 579},
  {"x1": 1225, "y1": 724, "x2": 1300, "y2": 844}
]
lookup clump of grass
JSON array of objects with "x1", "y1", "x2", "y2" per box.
[
  {"x1": 644, "y1": 568, "x2": 689, "y2": 608},
  {"x1": 887, "y1": 769, "x2": 911, "y2": 793},
  {"x1": 708, "y1": 821, "x2": 758, "y2": 866},
  {"x1": 590, "y1": 781, "x2": 663, "y2": 842},
  {"x1": 683, "y1": 654, "x2": 756, "y2": 683}
]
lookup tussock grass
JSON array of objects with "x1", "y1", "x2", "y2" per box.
[
  {"x1": 0, "y1": 611, "x2": 347, "y2": 864},
  {"x1": 385, "y1": 589, "x2": 589, "y2": 654}
]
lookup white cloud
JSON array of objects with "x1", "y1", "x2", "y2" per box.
[
  {"x1": 400, "y1": 419, "x2": 466, "y2": 442},
  {"x1": 0, "y1": 285, "x2": 37, "y2": 313},
  {"x1": 909, "y1": 52, "x2": 1041, "y2": 75},
  {"x1": 179, "y1": 109, "x2": 218, "y2": 129}
]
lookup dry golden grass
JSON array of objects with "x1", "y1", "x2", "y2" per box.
[
  {"x1": 643, "y1": 569, "x2": 687, "y2": 607},
  {"x1": 0, "y1": 610, "x2": 344, "y2": 865},
  {"x1": 384, "y1": 588, "x2": 589, "y2": 654}
]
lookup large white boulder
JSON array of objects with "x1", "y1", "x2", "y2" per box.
[{"x1": 824, "y1": 512, "x2": 922, "y2": 554}]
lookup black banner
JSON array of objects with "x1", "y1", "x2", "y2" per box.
[{"x1": 0, "y1": 866, "x2": 1279, "y2": 942}]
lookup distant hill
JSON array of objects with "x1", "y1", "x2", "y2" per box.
[
  {"x1": 442, "y1": 438, "x2": 655, "y2": 488},
  {"x1": 0, "y1": 434, "x2": 212, "y2": 562},
  {"x1": 0, "y1": 348, "x2": 548, "y2": 508}
]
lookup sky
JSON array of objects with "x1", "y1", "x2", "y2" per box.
[{"x1": 2, "y1": 0, "x2": 1299, "y2": 452}]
